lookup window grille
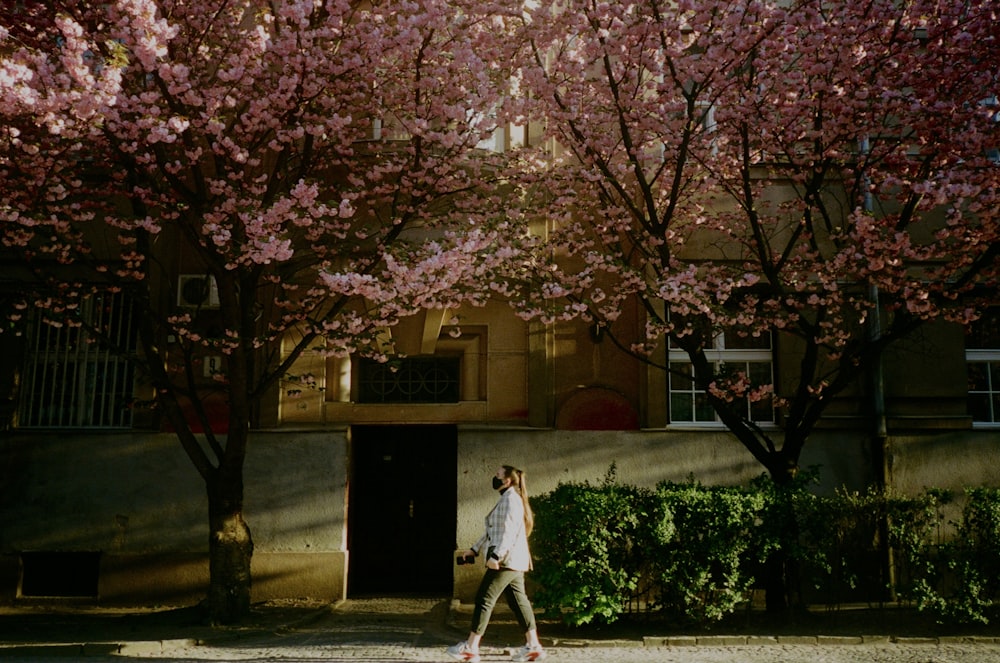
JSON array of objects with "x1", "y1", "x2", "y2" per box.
[
  {"x1": 668, "y1": 331, "x2": 774, "y2": 426},
  {"x1": 967, "y1": 309, "x2": 1000, "y2": 425},
  {"x1": 19, "y1": 291, "x2": 136, "y2": 429},
  {"x1": 357, "y1": 356, "x2": 460, "y2": 404}
]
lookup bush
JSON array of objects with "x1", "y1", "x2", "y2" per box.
[
  {"x1": 793, "y1": 488, "x2": 895, "y2": 605},
  {"x1": 530, "y1": 467, "x2": 653, "y2": 626},
  {"x1": 884, "y1": 489, "x2": 949, "y2": 614},
  {"x1": 649, "y1": 481, "x2": 766, "y2": 623},
  {"x1": 530, "y1": 469, "x2": 1000, "y2": 628},
  {"x1": 946, "y1": 488, "x2": 1000, "y2": 623},
  {"x1": 532, "y1": 470, "x2": 766, "y2": 626},
  {"x1": 894, "y1": 488, "x2": 1000, "y2": 624}
]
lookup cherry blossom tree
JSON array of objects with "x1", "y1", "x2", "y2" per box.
[
  {"x1": 505, "y1": 0, "x2": 999, "y2": 605},
  {"x1": 0, "y1": 0, "x2": 517, "y2": 622},
  {"x1": 510, "y1": 0, "x2": 999, "y2": 475}
]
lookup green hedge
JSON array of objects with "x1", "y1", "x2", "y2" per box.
[
  {"x1": 530, "y1": 471, "x2": 1000, "y2": 627},
  {"x1": 530, "y1": 468, "x2": 652, "y2": 626},
  {"x1": 895, "y1": 487, "x2": 1000, "y2": 624},
  {"x1": 647, "y1": 481, "x2": 766, "y2": 624}
]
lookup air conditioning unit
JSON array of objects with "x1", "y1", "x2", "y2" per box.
[{"x1": 177, "y1": 274, "x2": 220, "y2": 308}]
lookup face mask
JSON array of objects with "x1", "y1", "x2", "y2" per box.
[{"x1": 492, "y1": 476, "x2": 504, "y2": 490}]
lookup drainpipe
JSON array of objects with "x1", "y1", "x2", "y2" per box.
[
  {"x1": 863, "y1": 135, "x2": 894, "y2": 601},
  {"x1": 861, "y1": 138, "x2": 889, "y2": 483},
  {"x1": 868, "y1": 283, "x2": 889, "y2": 483},
  {"x1": 868, "y1": 283, "x2": 895, "y2": 603}
]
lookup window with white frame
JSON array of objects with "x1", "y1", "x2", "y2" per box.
[
  {"x1": 18, "y1": 291, "x2": 136, "y2": 429},
  {"x1": 967, "y1": 309, "x2": 1000, "y2": 425},
  {"x1": 668, "y1": 331, "x2": 774, "y2": 425},
  {"x1": 981, "y1": 95, "x2": 999, "y2": 163}
]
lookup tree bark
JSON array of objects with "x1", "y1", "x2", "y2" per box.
[
  {"x1": 206, "y1": 469, "x2": 253, "y2": 625},
  {"x1": 763, "y1": 459, "x2": 803, "y2": 614}
]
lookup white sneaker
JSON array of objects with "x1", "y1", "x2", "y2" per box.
[
  {"x1": 511, "y1": 645, "x2": 547, "y2": 661},
  {"x1": 447, "y1": 642, "x2": 481, "y2": 663}
]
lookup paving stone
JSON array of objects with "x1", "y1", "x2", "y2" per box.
[
  {"x1": 816, "y1": 635, "x2": 865, "y2": 645},
  {"x1": 892, "y1": 636, "x2": 940, "y2": 644},
  {"x1": 696, "y1": 635, "x2": 748, "y2": 645},
  {"x1": 860, "y1": 635, "x2": 891, "y2": 644}
]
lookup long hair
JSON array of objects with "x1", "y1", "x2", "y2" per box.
[{"x1": 503, "y1": 465, "x2": 534, "y2": 536}]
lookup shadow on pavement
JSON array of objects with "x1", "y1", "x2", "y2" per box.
[{"x1": 2, "y1": 596, "x2": 1000, "y2": 651}]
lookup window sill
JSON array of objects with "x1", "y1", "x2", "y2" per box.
[
  {"x1": 664, "y1": 422, "x2": 781, "y2": 432},
  {"x1": 323, "y1": 401, "x2": 488, "y2": 424}
]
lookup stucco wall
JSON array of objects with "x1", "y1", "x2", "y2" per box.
[
  {"x1": 888, "y1": 430, "x2": 1000, "y2": 493},
  {"x1": 452, "y1": 427, "x2": 875, "y2": 600},
  {"x1": 2, "y1": 424, "x2": 994, "y2": 606},
  {"x1": 0, "y1": 429, "x2": 349, "y2": 604},
  {"x1": 0, "y1": 433, "x2": 206, "y2": 553},
  {"x1": 886, "y1": 429, "x2": 1000, "y2": 532}
]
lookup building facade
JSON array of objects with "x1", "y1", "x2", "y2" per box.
[{"x1": 0, "y1": 284, "x2": 997, "y2": 605}]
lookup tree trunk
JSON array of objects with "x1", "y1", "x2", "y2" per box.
[
  {"x1": 206, "y1": 470, "x2": 253, "y2": 625},
  {"x1": 763, "y1": 457, "x2": 802, "y2": 613}
]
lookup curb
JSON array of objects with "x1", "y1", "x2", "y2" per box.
[
  {"x1": 638, "y1": 634, "x2": 1000, "y2": 647},
  {"x1": 450, "y1": 601, "x2": 1000, "y2": 649},
  {"x1": 0, "y1": 639, "x2": 199, "y2": 658}
]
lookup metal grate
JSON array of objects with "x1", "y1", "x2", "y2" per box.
[
  {"x1": 19, "y1": 291, "x2": 136, "y2": 429},
  {"x1": 357, "y1": 356, "x2": 460, "y2": 404}
]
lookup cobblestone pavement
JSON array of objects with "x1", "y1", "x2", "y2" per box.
[
  {"x1": 134, "y1": 639, "x2": 1000, "y2": 663},
  {"x1": 108, "y1": 599, "x2": 1000, "y2": 663},
  {"x1": 4, "y1": 598, "x2": 1000, "y2": 662}
]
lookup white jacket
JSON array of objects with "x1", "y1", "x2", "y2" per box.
[{"x1": 472, "y1": 488, "x2": 532, "y2": 571}]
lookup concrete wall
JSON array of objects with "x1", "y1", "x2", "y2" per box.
[
  {"x1": 887, "y1": 429, "x2": 1000, "y2": 531},
  {"x1": 2, "y1": 424, "x2": 995, "y2": 606},
  {"x1": 0, "y1": 429, "x2": 348, "y2": 605},
  {"x1": 889, "y1": 430, "x2": 1000, "y2": 493},
  {"x1": 452, "y1": 426, "x2": 876, "y2": 600}
]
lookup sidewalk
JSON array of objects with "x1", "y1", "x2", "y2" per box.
[{"x1": 2, "y1": 597, "x2": 1000, "y2": 659}]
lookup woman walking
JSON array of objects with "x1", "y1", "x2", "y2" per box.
[{"x1": 448, "y1": 465, "x2": 546, "y2": 663}]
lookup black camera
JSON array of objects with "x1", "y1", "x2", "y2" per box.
[{"x1": 456, "y1": 555, "x2": 471, "y2": 565}]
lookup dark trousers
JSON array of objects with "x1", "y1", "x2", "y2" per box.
[{"x1": 470, "y1": 568, "x2": 537, "y2": 636}]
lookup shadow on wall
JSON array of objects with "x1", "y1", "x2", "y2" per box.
[
  {"x1": 0, "y1": 430, "x2": 351, "y2": 604},
  {"x1": 0, "y1": 431, "x2": 349, "y2": 554},
  {"x1": 0, "y1": 433, "x2": 206, "y2": 552},
  {"x1": 459, "y1": 428, "x2": 875, "y2": 498},
  {"x1": 889, "y1": 430, "x2": 1000, "y2": 495}
]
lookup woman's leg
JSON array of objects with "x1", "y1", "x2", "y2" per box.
[
  {"x1": 469, "y1": 569, "x2": 518, "y2": 637},
  {"x1": 501, "y1": 572, "x2": 540, "y2": 645}
]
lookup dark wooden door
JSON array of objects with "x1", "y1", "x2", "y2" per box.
[{"x1": 347, "y1": 425, "x2": 457, "y2": 595}]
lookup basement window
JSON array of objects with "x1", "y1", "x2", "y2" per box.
[{"x1": 20, "y1": 551, "x2": 100, "y2": 598}]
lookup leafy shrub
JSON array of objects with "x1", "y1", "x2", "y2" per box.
[
  {"x1": 531, "y1": 468, "x2": 1000, "y2": 628},
  {"x1": 649, "y1": 481, "x2": 766, "y2": 623},
  {"x1": 793, "y1": 488, "x2": 896, "y2": 605},
  {"x1": 885, "y1": 489, "x2": 950, "y2": 614},
  {"x1": 530, "y1": 467, "x2": 653, "y2": 625},
  {"x1": 894, "y1": 488, "x2": 1000, "y2": 624},
  {"x1": 945, "y1": 488, "x2": 1000, "y2": 623}
]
